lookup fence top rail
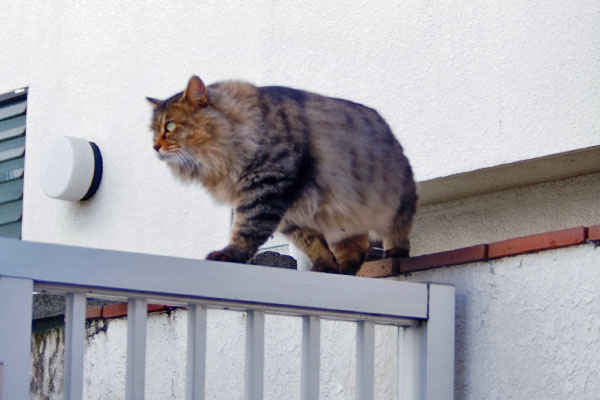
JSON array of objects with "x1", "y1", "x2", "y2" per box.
[{"x1": 0, "y1": 238, "x2": 429, "y2": 321}]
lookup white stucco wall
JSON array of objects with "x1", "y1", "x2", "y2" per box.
[
  {"x1": 2, "y1": 1, "x2": 600, "y2": 398},
  {"x1": 413, "y1": 172, "x2": 600, "y2": 256},
  {"x1": 401, "y1": 243, "x2": 600, "y2": 400},
  {"x1": 0, "y1": 1, "x2": 597, "y2": 256}
]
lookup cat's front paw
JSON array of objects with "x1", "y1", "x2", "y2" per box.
[
  {"x1": 340, "y1": 260, "x2": 362, "y2": 275},
  {"x1": 206, "y1": 247, "x2": 249, "y2": 263}
]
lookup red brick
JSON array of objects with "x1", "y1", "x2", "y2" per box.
[
  {"x1": 488, "y1": 226, "x2": 587, "y2": 259},
  {"x1": 99, "y1": 303, "x2": 173, "y2": 319},
  {"x1": 588, "y1": 225, "x2": 600, "y2": 241},
  {"x1": 148, "y1": 304, "x2": 169, "y2": 313},
  {"x1": 400, "y1": 244, "x2": 488, "y2": 273},
  {"x1": 357, "y1": 258, "x2": 396, "y2": 278},
  {"x1": 86, "y1": 306, "x2": 103, "y2": 319},
  {"x1": 102, "y1": 303, "x2": 128, "y2": 319}
]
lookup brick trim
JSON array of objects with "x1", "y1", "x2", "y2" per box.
[
  {"x1": 359, "y1": 225, "x2": 599, "y2": 277},
  {"x1": 588, "y1": 224, "x2": 600, "y2": 242},
  {"x1": 86, "y1": 303, "x2": 174, "y2": 321},
  {"x1": 488, "y1": 226, "x2": 587, "y2": 259},
  {"x1": 401, "y1": 244, "x2": 488, "y2": 274}
]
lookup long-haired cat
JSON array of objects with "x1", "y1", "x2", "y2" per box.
[{"x1": 147, "y1": 76, "x2": 416, "y2": 274}]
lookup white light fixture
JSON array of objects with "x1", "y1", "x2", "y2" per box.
[{"x1": 40, "y1": 136, "x2": 103, "y2": 201}]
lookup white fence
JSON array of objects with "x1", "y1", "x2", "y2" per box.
[{"x1": 0, "y1": 238, "x2": 454, "y2": 400}]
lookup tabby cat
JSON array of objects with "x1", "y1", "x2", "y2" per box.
[{"x1": 147, "y1": 76, "x2": 416, "y2": 274}]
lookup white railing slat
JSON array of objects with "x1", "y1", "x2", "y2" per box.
[
  {"x1": 356, "y1": 320, "x2": 375, "y2": 400},
  {"x1": 0, "y1": 277, "x2": 32, "y2": 400},
  {"x1": 126, "y1": 298, "x2": 147, "y2": 400},
  {"x1": 64, "y1": 292, "x2": 86, "y2": 400},
  {"x1": 301, "y1": 315, "x2": 321, "y2": 400},
  {"x1": 424, "y1": 284, "x2": 455, "y2": 400},
  {"x1": 186, "y1": 304, "x2": 207, "y2": 400},
  {"x1": 244, "y1": 310, "x2": 265, "y2": 400},
  {"x1": 397, "y1": 326, "x2": 425, "y2": 400}
]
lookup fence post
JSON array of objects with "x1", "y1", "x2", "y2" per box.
[
  {"x1": 126, "y1": 298, "x2": 147, "y2": 400},
  {"x1": 186, "y1": 304, "x2": 207, "y2": 400},
  {"x1": 64, "y1": 292, "x2": 86, "y2": 400},
  {"x1": 301, "y1": 315, "x2": 320, "y2": 400},
  {"x1": 356, "y1": 320, "x2": 375, "y2": 400},
  {"x1": 397, "y1": 325, "x2": 425, "y2": 400},
  {"x1": 424, "y1": 284, "x2": 455, "y2": 400},
  {"x1": 244, "y1": 310, "x2": 264, "y2": 400},
  {"x1": 0, "y1": 277, "x2": 33, "y2": 400}
]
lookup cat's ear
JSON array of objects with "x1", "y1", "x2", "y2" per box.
[
  {"x1": 146, "y1": 97, "x2": 161, "y2": 108},
  {"x1": 182, "y1": 75, "x2": 208, "y2": 107}
]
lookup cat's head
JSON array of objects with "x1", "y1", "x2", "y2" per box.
[{"x1": 146, "y1": 76, "x2": 214, "y2": 164}]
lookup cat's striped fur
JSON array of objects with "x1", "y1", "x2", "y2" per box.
[{"x1": 148, "y1": 76, "x2": 416, "y2": 274}]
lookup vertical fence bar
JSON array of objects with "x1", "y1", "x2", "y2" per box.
[
  {"x1": 356, "y1": 320, "x2": 375, "y2": 400},
  {"x1": 186, "y1": 304, "x2": 207, "y2": 400},
  {"x1": 126, "y1": 298, "x2": 147, "y2": 400},
  {"x1": 64, "y1": 292, "x2": 86, "y2": 400},
  {"x1": 244, "y1": 310, "x2": 264, "y2": 400},
  {"x1": 424, "y1": 284, "x2": 455, "y2": 400},
  {"x1": 397, "y1": 326, "x2": 425, "y2": 400},
  {"x1": 0, "y1": 277, "x2": 33, "y2": 400},
  {"x1": 301, "y1": 315, "x2": 320, "y2": 400}
]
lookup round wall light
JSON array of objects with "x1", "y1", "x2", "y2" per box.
[{"x1": 40, "y1": 136, "x2": 103, "y2": 201}]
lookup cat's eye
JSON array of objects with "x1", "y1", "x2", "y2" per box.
[{"x1": 165, "y1": 121, "x2": 176, "y2": 132}]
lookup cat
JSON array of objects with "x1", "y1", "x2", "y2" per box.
[{"x1": 147, "y1": 76, "x2": 417, "y2": 274}]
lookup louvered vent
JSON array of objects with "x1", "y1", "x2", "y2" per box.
[{"x1": 0, "y1": 88, "x2": 26, "y2": 239}]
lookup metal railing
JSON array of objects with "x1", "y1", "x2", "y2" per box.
[{"x1": 0, "y1": 238, "x2": 454, "y2": 400}]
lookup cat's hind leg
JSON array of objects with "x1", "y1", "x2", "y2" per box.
[
  {"x1": 330, "y1": 234, "x2": 369, "y2": 275},
  {"x1": 382, "y1": 225, "x2": 411, "y2": 258},
  {"x1": 280, "y1": 225, "x2": 340, "y2": 273},
  {"x1": 381, "y1": 193, "x2": 417, "y2": 272}
]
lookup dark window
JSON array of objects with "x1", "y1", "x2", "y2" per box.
[{"x1": 0, "y1": 88, "x2": 27, "y2": 239}]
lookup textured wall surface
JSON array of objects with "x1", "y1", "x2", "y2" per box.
[
  {"x1": 400, "y1": 243, "x2": 600, "y2": 400},
  {"x1": 30, "y1": 324, "x2": 65, "y2": 400},
  {"x1": 412, "y1": 172, "x2": 600, "y2": 255}
]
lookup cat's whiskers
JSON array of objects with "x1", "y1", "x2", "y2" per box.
[{"x1": 176, "y1": 148, "x2": 200, "y2": 177}]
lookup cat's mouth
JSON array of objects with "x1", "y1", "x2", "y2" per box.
[
  {"x1": 156, "y1": 148, "x2": 179, "y2": 162},
  {"x1": 158, "y1": 149, "x2": 200, "y2": 176},
  {"x1": 156, "y1": 152, "x2": 171, "y2": 161}
]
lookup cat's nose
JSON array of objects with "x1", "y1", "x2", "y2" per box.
[{"x1": 153, "y1": 144, "x2": 161, "y2": 152}]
